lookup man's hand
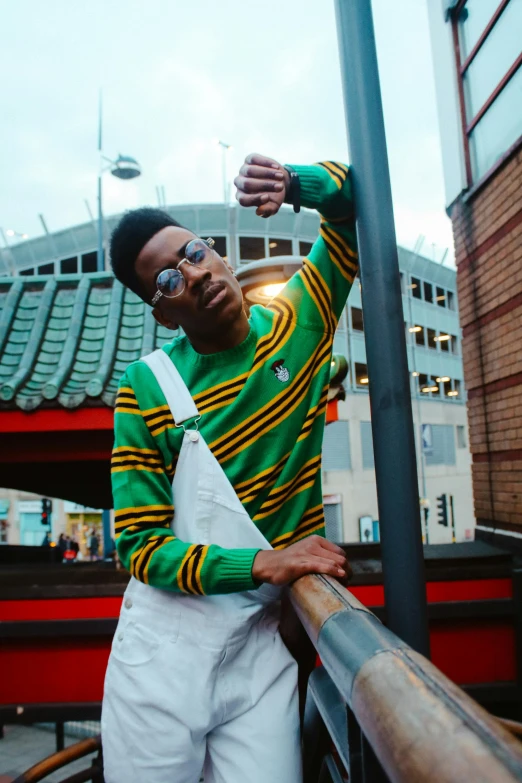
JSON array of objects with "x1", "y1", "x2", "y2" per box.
[
  {"x1": 234, "y1": 153, "x2": 291, "y2": 218},
  {"x1": 252, "y1": 536, "x2": 350, "y2": 586}
]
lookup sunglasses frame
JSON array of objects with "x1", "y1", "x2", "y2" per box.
[{"x1": 151, "y1": 237, "x2": 215, "y2": 306}]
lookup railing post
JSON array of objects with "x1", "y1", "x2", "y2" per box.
[{"x1": 333, "y1": 0, "x2": 430, "y2": 655}]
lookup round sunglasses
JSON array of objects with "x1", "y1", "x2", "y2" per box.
[{"x1": 151, "y1": 238, "x2": 215, "y2": 306}]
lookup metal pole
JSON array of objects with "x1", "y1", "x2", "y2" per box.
[
  {"x1": 96, "y1": 91, "x2": 112, "y2": 558},
  {"x1": 334, "y1": 0, "x2": 429, "y2": 655},
  {"x1": 222, "y1": 145, "x2": 228, "y2": 204},
  {"x1": 97, "y1": 91, "x2": 104, "y2": 273}
]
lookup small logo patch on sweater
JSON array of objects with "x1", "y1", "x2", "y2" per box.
[{"x1": 271, "y1": 359, "x2": 290, "y2": 383}]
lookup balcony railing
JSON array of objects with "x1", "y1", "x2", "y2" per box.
[{"x1": 290, "y1": 573, "x2": 522, "y2": 783}]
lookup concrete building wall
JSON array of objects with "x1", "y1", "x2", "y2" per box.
[{"x1": 322, "y1": 393, "x2": 474, "y2": 544}]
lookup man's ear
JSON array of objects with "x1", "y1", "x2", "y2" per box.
[{"x1": 152, "y1": 307, "x2": 179, "y2": 332}]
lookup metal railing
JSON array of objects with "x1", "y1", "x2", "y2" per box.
[
  {"x1": 291, "y1": 573, "x2": 522, "y2": 783},
  {"x1": 12, "y1": 735, "x2": 103, "y2": 783}
]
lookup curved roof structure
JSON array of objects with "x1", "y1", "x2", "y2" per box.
[{"x1": 0, "y1": 272, "x2": 175, "y2": 411}]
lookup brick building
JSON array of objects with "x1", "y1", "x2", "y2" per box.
[{"x1": 428, "y1": 0, "x2": 522, "y2": 541}]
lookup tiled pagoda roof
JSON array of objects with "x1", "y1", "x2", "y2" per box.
[{"x1": 0, "y1": 272, "x2": 174, "y2": 410}]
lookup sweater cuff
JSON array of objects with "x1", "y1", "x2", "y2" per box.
[
  {"x1": 286, "y1": 164, "x2": 324, "y2": 211},
  {"x1": 217, "y1": 548, "x2": 261, "y2": 593}
]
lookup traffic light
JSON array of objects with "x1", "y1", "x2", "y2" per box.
[
  {"x1": 436, "y1": 494, "x2": 448, "y2": 527},
  {"x1": 41, "y1": 497, "x2": 52, "y2": 526}
]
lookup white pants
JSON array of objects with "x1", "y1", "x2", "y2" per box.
[{"x1": 101, "y1": 581, "x2": 302, "y2": 783}]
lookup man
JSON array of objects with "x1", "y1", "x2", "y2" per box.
[{"x1": 102, "y1": 153, "x2": 358, "y2": 783}]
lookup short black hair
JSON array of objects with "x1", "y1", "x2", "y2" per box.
[{"x1": 109, "y1": 207, "x2": 186, "y2": 302}]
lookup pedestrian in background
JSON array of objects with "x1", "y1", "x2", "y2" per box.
[{"x1": 88, "y1": 529, "x2": 100, "y2": 561}]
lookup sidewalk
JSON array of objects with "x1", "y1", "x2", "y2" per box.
[{"x1": 0, "y1": 724, "x2": 97, "y2": 782}]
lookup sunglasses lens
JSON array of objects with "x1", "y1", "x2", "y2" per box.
[
  {"x1": 186, "y1": 240, "x2": 209, "y2": 266},
  {"x1": 157, "y1": 268, "x2": 184, "y2": 297}
]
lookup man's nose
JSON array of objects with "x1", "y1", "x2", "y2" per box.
[{"x1": 183, "y1": 262, "x2": 212, "y2": 289}]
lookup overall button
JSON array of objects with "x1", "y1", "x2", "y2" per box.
[
  {"x1": 118, "y1": 632, "x2": 124, "y2": 641},
  {"x1": 124, "y1": 598, "x2": 133, "y2": 609},
  {"x1": 188, "y1": 431, "x2": 199, "y2": 442}
]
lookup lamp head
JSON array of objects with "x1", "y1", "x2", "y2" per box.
[{"x1": 111, "y1": 154, "x2": 141, "y2": 180}]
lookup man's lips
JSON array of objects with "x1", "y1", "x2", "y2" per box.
[{"x1": 200, "y1": 281, "x2": 227, "y2": 309}]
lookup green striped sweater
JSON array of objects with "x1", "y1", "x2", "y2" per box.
[{"x1": 112, "y1": 161, "x2": 358, "y2": 595}]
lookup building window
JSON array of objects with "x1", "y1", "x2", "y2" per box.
[
  {"x1": 457, "y1": 425, "x2": 467, "y2": 448},
  {"x1": 38, "y1": 263, "x2": 54, "y2": 275},
  {"x1": 423, "y1": 424, "x2": 456, "y2": 466},
  {"x1": 299, "y1": 241, "x2": 313, "y2": 257},
  {"x1": 239, "y1": 237, "x2": 265, "y2": 261},
  {"x1": 269, "y1": 238, "x2": 292, "y2": 256},
  {"x1": 19, "y1": 267, "x2": 34, "y2": 276},
  {"x1": 410, "y1": 276, "x2": 422, "y2": 299},
  {"x1": 81, "y1": 252, "x2": 97, "y2": 273},
  {"x1": 418, "y1": 373, "x2": 429, "y2": 394},
  {"x1": 427, "y1": 328, "x2": 438, "y2": 350},
  {"x1": 60, "y1": 256, "x2": 77, "y2": 274},
  {"x1": 355, "y1": 363, "x2": 369, "y2": 388},
  {"x1": 441, "y1": 378, "x2": 453, "y2": 397},
  {"x1": 212, "y1": 237, "x2": 228, "y2": 260},
  {"x1": 360, "y1": 421, "x2": 375, "y2": 470},
  {"x1": 451, "y1": 334, "x2": 459, "y2": 354},
  {"x1": 351, "y1": 307, "x2": 364, "y2": 332},
  {"x1": 435, "y1": 286, "x2": 446, "y2": 307},
  {"x1": 452, "y1": 0, "x2": 522, "y2": 184},
  {"x1": 447, "y1": 290, "x2": 456, "y2": 311},
  {"x1": 423, "y1": 281, "x2": 434, "y2": 303},
  {"x1": 322, "y1": 420, "x2": 351, "y2": 471},
  {"x1": 414, "y1": 325, "x2": 425, "y2": 346}
]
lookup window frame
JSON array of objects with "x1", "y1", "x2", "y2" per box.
[{"x1": 450, "y1": 0, "x2": 522, "y2": 187}]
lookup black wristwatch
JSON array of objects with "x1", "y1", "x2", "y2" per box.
[{"x1": 283, "y1": 165, "x2": 301, "y2": 214}]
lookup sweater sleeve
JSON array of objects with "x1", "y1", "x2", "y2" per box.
[
  {"x1": 268, "y1": 162, "x2": 358, "y2": 333},
  {"x1": 112, "y1": 372, "x2": 261, "y2": 595}
]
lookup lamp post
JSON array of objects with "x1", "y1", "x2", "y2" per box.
[
  {"x1": 96, "y1": 93, "x2": 141, "y2": 272},
  {"x1": 334, "y1": 0, "x2": 429, "y2": 656},
  {"x1": 96, "y1": 93, "x2": 141, "y2": 558},
  {"x1": 215, "y1": 140, "x2": 232, "y2": 204}
]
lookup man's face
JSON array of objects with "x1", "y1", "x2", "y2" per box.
[{"x1": 135, "y1": 226, "x2": 244, "y2": 338}]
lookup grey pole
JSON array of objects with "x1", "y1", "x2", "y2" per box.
[
  {"x1": 97, "y1": 91, "x2": 104, "y2": 273},
  {"x1": 96, "y1": 90, "x2": 112, "y2": 558},
  {"x1": 334, "y1": 0, "x2": 430, "y2": 655}
]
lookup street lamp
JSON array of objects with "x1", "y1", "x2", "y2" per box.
[
  {"x1": 5, "y1": 229, "x2": 29, "y2": 240},
  {"x1": 236, "y1": 257, "x2": 302, "y2": 305},
  {"x1": 97, "y1": 94, "x2": 141, "y2": 272},
  {"x1": 214, "y1": 139, "x2": 232, "y2": 204}
]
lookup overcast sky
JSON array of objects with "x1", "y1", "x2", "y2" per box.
[{"x1": 0, "y1": 0, "x2": 454, "y2": 265}]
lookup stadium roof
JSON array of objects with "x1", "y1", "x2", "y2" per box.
[{"x1": 0, "y1": 272, "x2": 174, "y2": 411}]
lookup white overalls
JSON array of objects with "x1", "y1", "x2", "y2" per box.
[{"x1": 101, "y1": 349, "x2": 302, "y2": 783}]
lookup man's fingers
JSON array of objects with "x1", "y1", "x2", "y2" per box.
[
  {"x1": 234, "y1": 175, "x2": 284, "y2": 195},
  {"x1": 235, "y1": 191, "x2": 270, "y2": 208},
  {"x1": 315, "y1": 537, "x2": 346, "y2": 557},
  {"x1": 255, "y1": 202, "x2": 279, "y2": 218},
  {"x1": 240, "y1": 163, "x2": 284, "y2": 181},
  {"x1": 302, "y1": 556, "x2": 346, "y2": 578},
  {"x1": 245, "y1": 152, "x2": 280, "y2": 169}
]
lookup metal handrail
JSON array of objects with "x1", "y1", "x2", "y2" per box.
[
  {"x1": 12, "y1": 735, "x2": 103, "y2": 783},
  {"x1": 290, "y1": 574, "x2": 522, "y2": 783}
]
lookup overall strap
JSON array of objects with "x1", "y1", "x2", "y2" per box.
[{"x1": 140, "y1": 349, "x2": 199, "y2": 426}]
